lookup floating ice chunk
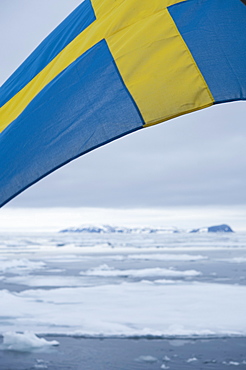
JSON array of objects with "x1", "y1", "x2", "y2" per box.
[
  {"x1": 161, "y1": 364, "x2": 170, "y2": 369},
  {"x1": 203, "y1": 359, "x2": 217, "y2": 364},
  {"x1": 154, "y1": 279, "x2": 180, "y2": 284},
  {"x1": 135, "y1": 355, "x2": 158, "y2": 363},
  {"x1": 222, "y1": 361, "x2": 240, "y2": 366},
  {"x1": 163, "y1": 356, "x2": 171, "y2": 362},
  {"x1": 82, "y1": 264, "x2": 201, "y2": 278},
  {"x1": 218, "y1": 257, "x2": 246, "y2": 263},
  {"x1": 128, "y1": 254, "x2": 207, "y2": 261},
  {"x1": 187, "y1": 357, "x2": 198, "y2": 363},
  {"x1": 34, "y1": 359, "x2": 48, "y2": 369},
  {"x1": 0, "y1": 258, "x2": 45, "y2": 274},
  {"x1": 232, "y1": 258, "x2": 246, "y2": 263},
  {"x1": 2, "y1": 331, "x2": 59, "y2": 352},
  {"x1": 5, "y1": 275, "x2": 86, "y2": 288}
]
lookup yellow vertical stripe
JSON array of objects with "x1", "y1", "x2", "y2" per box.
[
  {"x1": 107, "y1": 9, "x2": 214, "y2": 126},
  {"x1": 92, "y1": 0, "x2": 186, "y2": 22}
]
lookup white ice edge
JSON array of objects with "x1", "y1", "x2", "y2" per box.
[
  {"x1": 217, "y1": 257, "x2": 246, "y2": 263},
  {"x1": 4, "y1": 276, "x2": 180, "y2": 288},
  {"x1": 3, "y1": 265, "x2": 202, "y2": 287},
  {"x1": 125, "y1": 253, "x2": 208, "y2": 261},
  {"x1": 2, "y1": 245, "x2": 246, "y2": 261},
  {"x1": 80, "y1": 265, "x2": 201, "y2": 278},
  {"x1": 1, "y1": 331, "x2": 59, "y2": 352},
  {"x1": 0, "y1": 258, "x2": 46, "y2": 273},
  {"x1": 43, "y1": 245, "x2": 246, "y2": 254},
  {"x1": 1, "y1": 281, "x2": 246, "y2": 338}
]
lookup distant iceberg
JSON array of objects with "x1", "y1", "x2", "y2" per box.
[
  {"x1": 60, "y1": 224, "x2": 234, "y2": 234},
  {"x1": 189, "y1": 224, "x2": 234, "y2": 233}
]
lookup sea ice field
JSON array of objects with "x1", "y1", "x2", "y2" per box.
[{"x1": 0, "y1": 208, "x2": 246, "y2": 369}]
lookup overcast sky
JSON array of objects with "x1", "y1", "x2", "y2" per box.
[{"x1": 1, "y1": 0, "x2": 246, "y2": 209}]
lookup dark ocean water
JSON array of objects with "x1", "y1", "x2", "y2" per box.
[{"x1": 1, "y1": 336, "x2": 246, "y2": 370}]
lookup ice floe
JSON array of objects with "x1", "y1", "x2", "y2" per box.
[
  {"x1": 186, "y1": 357, "x2": 198, "y2": 363},
  {"x1": 223, "y1": 361, "x2": 241, "y2": 366},
  {"x1": 4, "y1": 275, "x2": 87, "y2": 288},
  {"x1": 0, "y1": 258, "x2": 45, "y2": 274},
  {"x1": 218, "y1": 257, "x2": 246, "y2": 263},
  {"x1": 34, "y1": 359, "x2": 49, "y2": 369},
  {"x1": 81, "y1": 264, "x2": 201, "y2": 278},
  {"x1": 125, "y1": 253, "x2": 207, "y2": 261},
  {"x1": 0, "y1": 281, "x2": 246, "y2": 337},
  {"x1": 1, "y1": 331, "x2": 59, "y2": 352},
  {"x1": 135, "y1": 355, "x2": 158, "y2": 363}
]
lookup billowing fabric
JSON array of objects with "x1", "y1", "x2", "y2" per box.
[
  {"x1": 0, "y1": 0, "x2": 245, "y2": 207},
  {"x1": 0, "y1": 0, "x2": 96, "y2": 107},
  {"x1": 169, "y1": 0, "x2": 246, "y2": 103}
]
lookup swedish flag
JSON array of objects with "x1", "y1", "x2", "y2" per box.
[{"x1": 0, "y1": 0, "x2": 246, "y2": 206}]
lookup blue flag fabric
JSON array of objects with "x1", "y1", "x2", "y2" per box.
[{"x1": 0, "y1": 0, "x2": 245, "y2": 207}]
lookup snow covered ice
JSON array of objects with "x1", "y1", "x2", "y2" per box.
[
  {"x1": 0, "y1": 224, "x2": 246, "y2": 339},
  {"x1": 1, "y1": 332, "x2": 59, "y2": 352},
  {"x1": 0, "y1": 219, "x2": 246, "y2": 339},
  {"x1": 81, "y1": 264, "x2": 201, "y2": 278},
  {"x1": 0, "y1": 208, "x2": 246, "y2": 370}
]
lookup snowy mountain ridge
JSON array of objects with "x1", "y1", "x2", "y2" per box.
[{"x1": 60, "y1": 224, "x2": 233, "y2": 234}]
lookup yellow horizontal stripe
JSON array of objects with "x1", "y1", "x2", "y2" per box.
[
  {"x1": 107, "y1": 9, "x2": 214, "y2": 126},
  {"x1": 0, "y1": 0, "x2": 187, "y2": 133}
]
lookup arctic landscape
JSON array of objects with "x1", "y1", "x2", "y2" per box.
[{"x1": 0, "y1": 207, "x2": 246, "y2": 369}]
